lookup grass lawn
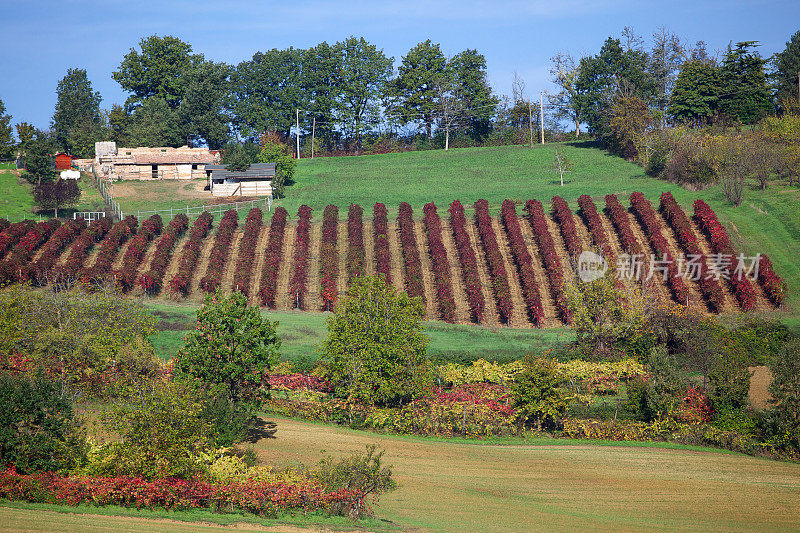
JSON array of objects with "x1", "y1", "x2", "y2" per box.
[
  {"x1": 145, "y1": 300, "x2": 574, "y2": 366},
  {"x1": 251, "y1": 416, "x2": 800, "y2": 532},
  {"x1": 0, "y1": 170, "x2": 108, "y2": 220}
]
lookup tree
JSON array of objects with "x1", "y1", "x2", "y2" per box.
[
  {"x1": 14, "y1": 122, "x2": 36, "y2": 150},
  {"x1": 229, "y1": 47, "x2": 304, "y2": 140},
  {"x1": 0, "y1": 97, "x2": 12, "y2": 159},
  {"x1": 649, "y1": 27, "x2": 684, "y2": 126},
  {"x1": 608, "y1": 93, "x2": 653, "y2": 159},
  {"x1": 448, "y1": 49, "x2": 498, "y2": 142},
  {"x1": 21, "y1": 131, "x2": 56, "y2": 184},
  {"x1": 719, "y1": 41, "x2": 772, "y2": 124},
  {"x1": 178, "y1": 60, "x2": 231, "y2": 149},
  {"x1": 112, "y1": 35, "x2": 199, "y2": 109},
  {"x1": 335, "y1": 37, "x2": 392, "y2": 152},
  {"x1": 390, "y1": 40, "x2": 448, "y2": 139},
  {"x1": 33, "y1": 178, "x2": 80, "y2": 217},
  {"x1": 257, "y1": 132, "x2": 295, "y2": 197},
  {"x1": 551, "y1": 146, "x2": 574, "y2": 186},
  {"x1": 107, "y1": 104, "x2": 129, "y2": 144},
  {"x1": 221, "y1": 141, "x2": 260, "y2": 171},
  {"x1": 51, "y1": 68, "x2": 103, "y2": 156},
  {"x1": 321, "y1": 274, "x2": 430, "y2": 407},
  {"x1": 668, "y1": 60, "x2": 722, "y2": 125},
  {"x1": 549, "y1": 52, "x2": 582, "y2": 138},
  {"x1": 773, "y1": 30, "x2": 800, "y2": 113},
  {"x1": 126, "y1": 97, "x2": 183, "y2": 147},
  {"x1": 766, "y1": 338, "x2": 800, "y2": 451},
  {"x1": 301, "y1": 41, "x2": 342, "y2": 150},
  {"x1": 510, "y1": 355, "x2": 569, "y2": 430},
  {"x1": 176, "y1": 289, "x2": 280, "y2": 405}
]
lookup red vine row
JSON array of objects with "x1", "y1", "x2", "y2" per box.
[
  {"x1": 57, "y1": 217, "x2": 113, "y2": 280},
  {"x1": 199, "y1": 210, "x2": 239, "y2": 294},
  {"x1": 474, "y1": 199, "x2": 513, "y2": 324},
  {"x1": 289, "y1": 205, "x2": 312, "y2": 309},
  {"x1": 346, "y1": 204, "x2": 365, "y2": 285},
  {"x1": 86, "y1": 216, "x2": 138, "y2": 280},
  {"x1": 398, "y1": 202, "x2": 425, "y2": 303},
  {"x1": 232, "y1": 208, "x2": 263, "y2": 296},
  {"x1": 422, "y1": 202, "x2": 456, "y2": 323},
  {"x1": 499, "y1": 200, "x2": 543, "y2": 326},
  {"x1": 320, "y1": 204, "x2": 339, "y2": 311},
  {"x1": 524, "y1": 199, "x2": 570, "y2": 323},
  {"x1": 259, "y1": 207, "x2": 288, "y2": 308},
  {"x1": 31, "y1": 218, "x2": 87, "y2": 283},
  {"x1": 116, "y1": 215, "x2": 163, "y2": 292},
  {"x1": 373, "y1": 203, "x2": 391, "y2": 283},
  {"x1": 551, "y1": 196, "x2": 582, "y2": 258},
  {"x1": 168, "y1": 212, "x2": 213, "y2": 296},
  {"x1": 139, "y1": 214, "x2": 189, "y2": 294},
  {"x1": 448, "y1": 200, "x2": 485, "y2": 323}
]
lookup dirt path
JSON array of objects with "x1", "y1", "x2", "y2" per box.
[
  {"x1": 385, "y1": 223, "x2": 406, "y2": 295},
  {"x1": 518, "y1": 214, "x2": 559, "y2": 327},
  {"x1": 111, "y1": 239, "x2": 132, "y2": 270},
  {"x1": 277, "y1": 225, "x2": 296, "y2": 310},
  {"x1": 131, "y1": 237, "x2": 160, "y2": 296},
  {"x1": 439, "y1": 219, "x2": 472, "y2": 324},
  {"x1": 362, "y1": 220, "x2": 376, "y2": 277},
  {"x1": 414, "y1": 221, "x2": 437, "y2": 319},
  {"x1": 186, "y1": 229, "x2": 217, "y2": 302},
  {"x1": 223, "y1": 230, "x2": 244, "y2": 293},
  {"x1": 336, "y1": 221, "x2": 348, "y2": 303},
  {"x1": 248, "y1": 226, "x2": 271, "y2": 306},
  {"x1": 464, "y1": 220, "x2": 500, "y2": 327},
  {"x1": 306, "y1": 223, "x2": 322, "y2": 311},
  {"x1": 256, "y1": 416, "x2": 800, "y2": 533}
]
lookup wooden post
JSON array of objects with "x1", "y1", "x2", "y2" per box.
[
  {"x1": 296, "y1": 109, "x2": 301, "y2": 159},
  {"x1": 311, "y1": 117, "x2": 316, "y2": 160},
  {"x1": 540, "y1": 91, "x2": 545, "y2": 144},
  {"x1": 528, "y1": 100, "x2": 533, "y2": 148}
]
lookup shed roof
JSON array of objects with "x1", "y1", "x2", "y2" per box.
[
  {"x1": 117, "y1": 152, "x2": 218, "y2": 165},
  {"x1": 208, "y1": 163, "x2": 276, "y2": 181}
]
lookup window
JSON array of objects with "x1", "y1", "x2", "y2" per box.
[
  {"x1": 125, "y1": 151, "x2": 131, "y2": 155},
  {"x1": 161, "y1": 149, "x2": 167, "y2": 153}
]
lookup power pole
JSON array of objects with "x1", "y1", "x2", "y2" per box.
[
  {"x1": 296, "y1": 109, "x2": 300, "y2": 159},
  {"x1": 540, "y1": 91, "x2": 545, "y2": 144},
  {"x1": 311, "y1": 117, "x2": 316, "y2": 160},
  {"x1": 528, "y1": 100, "x2": 533, "y2": 148}
]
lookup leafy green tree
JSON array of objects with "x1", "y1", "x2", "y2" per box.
[
  {"x1": 21, "y1": 131, "x2": 56, "y2": 184},
  {"x1": 178, "y1": 60, "x2": 231, "y2": 149},
  {"x1": 719, "y1": 42, "x2": 772, "y2": 124},
  {"x1": 390, "y1": 40, "x2": 448, "y2": 138},
  {"x1": 14, "y1": 122, "x2": 36, "y2": 150},
  {"x1": 321, "y1": 274, "x2": 431, "y2": 407},
  {"x1": 608, "y1": 94, "x2": 653, "y2": 159},
  {"x1": 550, "y1": 52, "x2": 583, "y2": 138},
  {"x1": 301, "y1": 41, "x2": 342, "y2": 150},
  {"x1": 449, "y1": 49, "x2": 498, "y2": 142},
  {"x1": 0, "y1": 373, "x2": 87, "y2": 473},
  {"x1": 648, "y1": 27, "x2": 684, "y2": 124},
  {"x1": 773, "y1": 30, "x2": 800, "y2": 112},
  {"x1": 176, "y1": 289, "x2": 280, "y2": 405},
  {"x1": 229, "y1": 47, "x2": 304, "y2": 139},
  {"x1": 51, "y1": 68, "x2": 103, "y2": 156},
  {"x1": 257, "y1": 134, "x2": 295, "y2": 197},
  {"x1": 668, "y1": 60, "x2": 722, "y2": 125},
  {"x1": 126, "y1": 97, "x2": 184, "y2": 147},
  {"x1": 765, "y1": 338, "x2": 800, "y2": 451},
  {"x1": 510, "y1": 355, "x2": 569, "y2": 430},
  {"x1": 112, "y1": 35, "x2": 199, "y2": 109},
  {"x1": 0, "y1": 97, "x2": 12, "y2": 159},
  {"x1": 34, "y1": 178, "x2": 80, "y2": 217},
  {"x1": 334, "y1": 37, "x2": 392, "y2": 152},
  {"x1": 221, "y1": 141, "x2": 260, "y2": 171},
  {"x1": 107, "y1": 104, "x2": 129, "y2": 144}
]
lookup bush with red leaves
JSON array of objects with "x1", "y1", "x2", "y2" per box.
[
  {"x1": 259, "y1": 207, "x2": 288, "y2": 308},
  {"x1": 0, "y1": 221, "x2": 34, "y2": 260},
  {"x1": 30, "y1": 218, "x2": 87, "y2": 283},
  {"x1": 57, "y1": 217, "x2": 113, "y2": 280},
  {"x1": 320, "y1": 204, "x2": 339, "y2": 311},
  {"x1": 577, "y1": 195, "x2": 613, "y2": 257},
  {"x1": 346, "y1": 204, "x2": 365, "y2": 285},
  {"x1": 524, "y1": 199, "x2": 570, "y2": 323},
  {"x1": 85, "y1": 216, "x2": 138, "y2": 281},
  {"x1": 232, "y1": 208, "x2": 263, "y2": 296},
  {"x1": 373, "y1": 203, "x2": 391, "y2": 283},
  {"x1": 398, "y1": 202, "x2": 425, "y2": 303},
  {"x1": 139, "y1": 214, "x2": 189, "y2": 294},
  {"x1": 551, "y1": 196, "x2": 582, "y2": 258},
  {"x1": 199, "y1": 210, "x2": 239, "y2": 294},
  {"x1": 474, "y1": 199, "x2": 512, "y2": 324},
  {"x1": 499, "y1": 200, "x2": 543, "y2": 325},
  {"x1": 422, "y1": 202, "x2": 456, "y2": 322},
  {"x1": 115, "y1": 215, "x2": 162, "y2": 292},
  {"x1": 448, "y1": 200, "x2": 485, "y2": 323},
  {"x1": 0, "y1": 219, "x2": 61, "y2": 285},
  {"x1": 167, "y1": 212, "x2": 213, "y2": 296},
  {"x1": 289, "y1": 205, "x2": 312, "y2": 309}
]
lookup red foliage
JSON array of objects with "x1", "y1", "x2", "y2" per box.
[
  {"x1": 429, "y1": 383, "x2": 515, "y2": 417},
  {"x1": 629, "y1": 192, "x2": 689, "y2": 303},
  {"x1": 674, "y1": 386, "x2": 714, "y2": 423},
  {"x1": 57, "y1": 217, "x2": 113, "y2": 280},
  {"x1": 422, "y1": 202, "x2": 456, "y2": 322},
  {"x1": 346, "y1": 204, "x2": 365, "y2": 285},
  {"x1": 168, "y1": 212, "x2": 214, "y2": 296},
  {"x1": 139, "y1": 214, "x2": 189, "y2": 294},
  {"x1": 577, "y1": 195, "x2": 613, "y2": 258},
  {"x1": 373, "y1": 203, "x2": 391, "y2": 283},
  {"x1": 0, "y1": 220, "x2": 34, "y2": 260},
  {"x1": 199, "y1": 210, "x2": 239, "y2": 294},
  {"x1": 30, "y1": 218, "x2": 87, "y2": 283},
  {"x1": 693, "y1": 199, "x2": 758, "y2": 310},
  {"x1": 397, "y1": 202, "x2": 425, "y2": 303},
  {"x1": 474, "y1": 199, "x2": 512, "y2": 324},
  {"x1": 259, "y1": 207, "x2": 288, "y2": 308},
  {"x1": 500, "y1": 200, "x2": 543, "y2": 326},
  {"x1": 524, "y1": 199, "x2": 570, "y2": 323},
  {"x1": 448, "y1": 200, "x2": 485, "y2": 323},
  {"x1": 0, "y1": 219, "x2": 60, "y2": 284},
  {"x1": 289, "y1": 205, "x2": 313, "y2": 309},
  {"x1": 320, "y1": 204, "x2": 339, "y2": 311},
  {"x1": 85, "y1": 216, "x2": 138, "y2": 281},
  {"x1": 116, "y1": 215, "x2": 163, "y2": 292},
  {"x1": 551, "y1": 196, "x2": 582, "y2": 258},
  {"x1": 232, "y1": 208, "x2": 263, "y2": 296},
  {"x1": 267, "y1": 373, "x2": 333, "y2": 392}
]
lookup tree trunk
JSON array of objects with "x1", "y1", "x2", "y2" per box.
[
  {"x1": 445, "y1": 124, "x2": 449, "y2": 151},
  {"x1": 575, "y1": 118, "x2": 580, "y2": 138}
]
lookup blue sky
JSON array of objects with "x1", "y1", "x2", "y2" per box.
[{"x1": 1, "y1": 0, "x2": 798, "y2": 130}]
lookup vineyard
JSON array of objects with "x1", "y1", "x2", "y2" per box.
[{"x1": 0, "y1": 193, "x2": 784, "y2": 328}]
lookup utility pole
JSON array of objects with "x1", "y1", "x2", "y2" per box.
[
  {"x1": 528, "y1": 100, "x2": 533, "y2": 148},
  {"x1": 540, "y1": 91, "x2": 545, "y2": 144},
  {"x1": 296, "y1": 109, "x2": 300, "y2": 159},
  {"x1": 311, "y1": 117, "x2": 316, "y2": 160}
]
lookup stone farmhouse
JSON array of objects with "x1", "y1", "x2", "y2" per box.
[{"x1": 94, "y1": 142, "x2": 220, "y2": 181}]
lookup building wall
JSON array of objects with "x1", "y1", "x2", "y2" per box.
[
  {"x1": 211, "y1": 180, "x2": 273, "y2": 197},
  {"x1": 113, "y1": 164, "x2": 207, "y2": 180}
]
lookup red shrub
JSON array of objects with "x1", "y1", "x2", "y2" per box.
[
  {"x1": 500, "y1": 200, "x2": 543, "y2": 326},
  {"x1": 57, "y1": 217, "x2": 113, "y2": 280},
  {"x1": 577, "y1": 195, "x2": 613, "y2": 258},
  {"x1": 85, "y1": 215, "x2": 138, "y2": 281},
  {"x1": 0, "y1": 221, "x2": 34, "y2": 260},
  {"x1": 259, "y1": 207, "x2": 288, "y2": 308},
  {"x1": 0, "y1": 219, "x2": 60, "y2": 285},
  {"x1": 524, "y1": 199, "x2": 570, "y2": 323},
  {"x1": 373, "y1": 203, "x2": 391, "y2": 283},
  {"x1": 398, "y1": 202, "x2": 425, "y2": 303},
  {"x1": 448, "y1": 200, "x2": 485, "y2": 323},
  {"x1": 423, "y1": 202, "x2": 456, "y2": 322},
  {"x1": 139, "y1": 214, "x2": 189, "y2": 294},
  {"x1": 116, "y1": 215, "x2": 163, "y2": 292},
  {"x1": 168, "y1": 212, "x2": 214, "y2": 296},
  {"x1": 31, "y1": 218, "x2": 87, "y2": 283},
  {"x1": 474, "y1": 199, "x2": 512, "y2": 324},
  {"x1": 199, "y1": 210, "x2": 239, "y2": 293},
  {"x1": 320, "y1": 204, "x2": 339, "y2": 311},
  {"x1": 289, "y1": 205, "x2": 313, "y2": 309},
  {"x1": 551, "y1": 196, "x2": 583, "y2": 258},
  {"x1": 346, "y1": 204, "x2": 365, "y2": 285},
  {"x1": 232, "y1": 208, "x2": 263, "y2": 296}
]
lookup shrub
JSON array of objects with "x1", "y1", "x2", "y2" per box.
[
  {"x1": 169, "y1": 212, "x2": 213, "y2": 296},
  {"x1": 510, "y1": 355, "x2": 569, "y2": 430},
  {"x1": 320, "y1": 204, "x2": 339, "y2": 311},
  {"x1": 199, "y1": 210, "x2": 239, "y2": 294},
  {"x1": 474, "y1": 199, "x2": 512, "y2": 323},
  {"x1": 501, "y1": 200, "x2": 544, "y2": 325},
  {"x1": 397, "y1": 202, "x2": 425, "y2": 303},
  {"x1": 232, "y1": 208, "x2": 263, "y2": 296},
  {"x1": 665, "y1": 136, "x2": 715, "y2": 187},
  {"x1": 0, "y1": 373, "x2": 87, "y2": 473},
  {"x1": 259, "y1": 207, "x2": 287, "y2": 307},
  {"x1": 372, "y1": 203, "x2": 391, "y2": 283},
  {"x1": 346, "y1": 204, "x2": 366, "y2": 285},
  {"x1": 289, "y1": 205, "x2": 312, "y2": 309},
  {"x1": 448, "y1": 199, "x2": 485, "y2": 322},
  {"x1": 139, "y1": 214, "x2": 189, "y2": 294},
  {"x1": 422, "y1": 202, "x2": 455, "y2": 323},
  {"x1": 524, "y1": 199, "x2": 570, "y2": 323}
]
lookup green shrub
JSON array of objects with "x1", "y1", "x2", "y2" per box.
[
  {"x1": 199, "y1": 386, "x2": 258, "y2": 447},
  {"x1": 761, "y1": 338, "x2": 800, "y2": 452},
  {"x1": 0, "y1": 373, "x2": 87, "y2": 473},
  {"x1": 510, "y1": 355, "x2": 569, "y2": 430}
]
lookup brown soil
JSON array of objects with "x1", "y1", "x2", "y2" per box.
[
  {"x1": 130, "y1": 237, "x2": 160, "y2": 296},
  {"x1": 276, "y1": 224, "x2": 295, "y2": 310},
  {"x1": 748, "y1": 366, "x2": 773, "y2": 410},
  {"x1": 414, "y1": 221, "x2": 437, "y2": 319},
  {"x1": 385, "y1": 223, "x2": 406, "y2": 295},
  {"x1": 625, "y1": 208, "x2": 670, "y2": 303},
  {"x1": 545, "y1": 213, "x2": 576, "y2": 283},
  {"x1": 362, "y1": 220, "x2": 376, "y2": 277},
  {"x1": 305, "y1": 223, "x2": 322, "y2": 311},
  {"x1": 247, "y1": 225, "x2": 272, "y2": 305},
  {"x1": 223, "y1": 230, "x2": 244, "y2": 292},
  {"x1": 110, "y1": 239, "x2": 132, "y2": 270},
  {"x1": 336, "y1": 221, "x2": 348, "y2": 303},
  {"x1": 439, "y1": 218, "x2": 472, "y2": 324},
  {"x1": 517, "y1": 214, "x2": 560, "y2": 327},
  {"x1": 464, "y1": 220, "x2": 500, "y2": 327},
  {"x1": 492, "y1": 217, "x2": 532, "y2": 328}
]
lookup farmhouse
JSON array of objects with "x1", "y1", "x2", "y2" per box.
[
  {"x1": 93, "y1": 142, "x2": 220, "y2": 181},
  {"x1": 205, "y1": 163, "x2": 276, "y2": 197}
]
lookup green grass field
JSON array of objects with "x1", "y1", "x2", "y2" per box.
[
  {"x1": 0, "y1": 170, "x2": 108, "y2": 220},
  {"x1": 146, "y1": 301, "x2": 573, "y2": 366}
]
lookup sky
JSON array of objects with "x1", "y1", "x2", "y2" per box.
[{"x1": 1, "y1": 0, "x2": 798, "y2": 131}]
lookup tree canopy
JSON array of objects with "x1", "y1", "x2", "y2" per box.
[{"x1": 51, "y1": 68, "x2": 104, "y2": 156}]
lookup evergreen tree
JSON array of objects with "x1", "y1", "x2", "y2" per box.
[
  {"x1": 668, "y1": 60, "x2": 722, "y2": 125},
  {"x1": 0, "y1": 97, "x2": 13, "y2": 159},
  {"x1": 719, "y1": 41, "x2": 772, "y2": 124},
  {"x1": 773, "y1": 30, "x2": 800, "y2": 112},
  {"x1": 51, "y1": 68, "x2": 103, "y2": 156}
]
